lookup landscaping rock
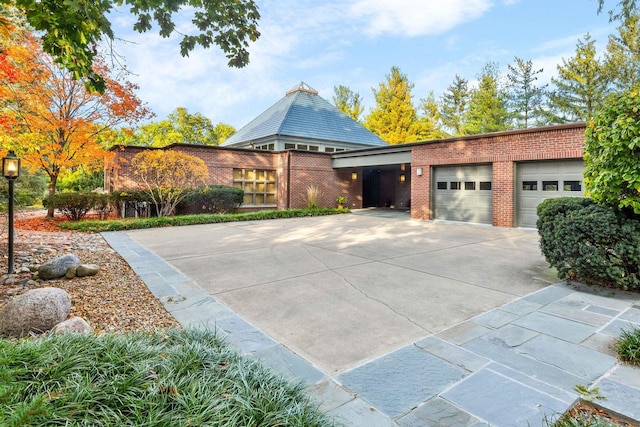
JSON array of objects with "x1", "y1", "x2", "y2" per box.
[
  {"x1": 76, "y1": 264, "x2": 100, "y2": 277},
  {"x1": 53, "y1": 317, "x2": 92, "y2": 334},
  {"x1": 38, "y1": 254, "x2": 81, "y2": 280},
  {"x1": 65, "y1": 265, "x2": 78, "y2": 279},
  {"x1": 0, "y1": 287, "x2": 71, "y2": 337}
]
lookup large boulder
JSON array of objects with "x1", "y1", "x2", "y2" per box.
[
  {"x1": 0, "y1": 288, "x2": 71, "y2": 338},
  {"x1": 38, "y1": 254, "x2": 81, "y2": 280}
]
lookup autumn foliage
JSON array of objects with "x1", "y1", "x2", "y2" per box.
[
  {"x1": 131, "y1": 150, "x2": 209, "y2": 217},
  {"x1": 0, "y1": 27, "x2": 151, "y2": 216}
]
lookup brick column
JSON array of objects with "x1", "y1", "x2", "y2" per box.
[{"x1": 492, "y1": 161, "x2": 514, "y2": 227}]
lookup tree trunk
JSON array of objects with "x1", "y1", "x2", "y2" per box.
[{"x1": 46, "y1": 175, "x2": 58, "y2": 218}]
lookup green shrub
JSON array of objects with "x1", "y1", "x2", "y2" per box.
[
  {"x1": 180, "y1": 185, "x2": 244, "y2": 214},
  {"x1": 43, "y1": 192, "x2": 107, "y2": 221},
  {"x1": 537, "y1": 197, "x2": 640, "y2": 290},
  {"x1": 617, "y1": 327, "x2": 640, "y2": 365},
  {"x1": 59, "y1": 208, "x2": 347, "y2": 232}
]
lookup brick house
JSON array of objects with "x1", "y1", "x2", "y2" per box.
[{"x1": 105, "y1": 84, "x2": 586, "y2": 228}]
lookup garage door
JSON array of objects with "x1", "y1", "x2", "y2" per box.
[
  {"x1": 517, "y1": 160, "x2": 585, "y2": 228},
  {"x1": 434, "y1": 165, "x2": 493, "y2": 224}
]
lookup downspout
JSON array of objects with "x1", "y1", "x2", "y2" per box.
[{"x1": 287, "y1": 150, "x2": 291, "y2": 209}]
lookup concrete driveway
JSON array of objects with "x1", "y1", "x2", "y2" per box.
[{"x1": 117, "y1": 211, "x2": 556, "y2": 375}]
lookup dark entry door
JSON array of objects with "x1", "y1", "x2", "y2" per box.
[{"x1": 363, "y1": 168, "x2": 381, "y2": 207}]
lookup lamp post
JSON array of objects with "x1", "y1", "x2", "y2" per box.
[{"x1": 3, "y1": 150, "x2": 20, "y2": 274}]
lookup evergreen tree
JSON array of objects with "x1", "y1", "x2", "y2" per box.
[
  {"x1": 464, "y1": 62, "x2": 511, "y2": 134},
  {"x1": 439, "y1": 75, "x2": 470, "y2": 136},
  {"x1": 333, "y1": 85, "x2": 364, "y2": 122},
  {"x1": 549, "y1": 34, "x2": 610, "y2": 122},
  {"x1": 416, "y1": 91, "x2": 448, "y2": 140},
  {"x1": 506, "y1": 57, "x2": 549, "y2": 128},
  {"x1": 605, "y1": 13, "x2": 640, "y2": 90},
  {"x1": 364, "y1": 66, "x2": 420, "y2": 144}
]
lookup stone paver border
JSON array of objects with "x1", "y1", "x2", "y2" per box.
[{"x1": 103, "y1": 227, "x2": 640, "y2": 426}]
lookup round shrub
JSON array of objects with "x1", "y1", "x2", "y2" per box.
[{"x1": 537, "y1": 197, "x2": 640, "y2": 290}]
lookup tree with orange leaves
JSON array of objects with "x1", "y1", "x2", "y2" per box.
[{"x1": 0, "y1": 27, "x2": 151, "y2": 217}]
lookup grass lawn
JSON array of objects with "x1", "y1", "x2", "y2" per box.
[{"x1": 0, "y1": 328, "x2": 337, "y2": 426}]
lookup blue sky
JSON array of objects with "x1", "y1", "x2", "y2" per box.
[{"x1": 109, "y1": 0, "x2": 614, "y2": 129}]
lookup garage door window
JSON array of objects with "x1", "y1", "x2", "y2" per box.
[
  {"x1": 564, "y1": 181, "x2": 582, "y2": 191},
  {"x1": 437, "y1": 182, "x2": 447, "y2": 190},
  {"x1": 522, "y1": 181, "x2": 537, "y2": 191},
  {"x1": 543, "y1": 181, "x2": 558, "y2": 191},
  {"x1": 465, "y1": 182, "x2": 476, "y2": 190},
  {"x1": 450, "y1": 182, "x2": 461, "y2": 190},
  {"x1": 480, "y1": 182, "x2": 492, "y2": 190}
]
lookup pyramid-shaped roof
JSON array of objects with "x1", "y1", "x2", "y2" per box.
[{"x1": 222, "y1": 83, "x2": 387, "y2": 148}]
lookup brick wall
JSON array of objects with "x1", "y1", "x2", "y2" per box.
[
  {"x1": 105, "y1": 145, "x2": 362, "y2": 212},
  {"x1": 410, "y1": 123, "x2": 586, "y2": 226}
]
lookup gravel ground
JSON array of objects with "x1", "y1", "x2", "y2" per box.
[{"x1": 0, "y1": 227, "x2": 179, "y2": 333}]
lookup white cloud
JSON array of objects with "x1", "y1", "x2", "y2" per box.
[{"x1": 348, "y1": 0, "x2": 494, "y2": 37}]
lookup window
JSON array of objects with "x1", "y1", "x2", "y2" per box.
[
  {"x1": 284, "y1": 143, "x2": 321, "y2": 152},
  {"x1": 233, "y1": 169, "x2": 277, "y2": 205},
  {"x1": 450, "y1": 182, "x2": 461, "y2": 190},
  {"x1": 437, "y1": 182, "x2": 447, "y2": 190},
  {"x1": 564, "y1": 180, "x2": 582, "y2": 192},
  {"x1": 543, "y1": 181, "x2": 558, "y2": 191},
  {"x1": 256, "y1": 143, "x2": 274, "y2": 150},
  {"x1": 465, "y1": 181, "x2": 476, "y2": 190},
  {"x1": 325, "y1": 147, "x2": 335, "y2": 152},
  {"x1": 284, "y1": 143, "x2": 295, "y2": 150},
  {"x1": 309, "y1": 145, "x2": 319, "y2": 151},
  {"x1": 522, "y1": 181, "x2": 537, "y2": 191},
  {"x1": 480, "y1": 182, "x2": 492, "y2": 190}
]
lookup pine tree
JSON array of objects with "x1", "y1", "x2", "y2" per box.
[
  {"x1": 506, "y1": 57, "x2": 549, "y2": 128},
  {"x1": 416, "y1": 91, "x2": 448, "y2": 141},
  {"x1": 439, "y1": 75, "x2": 470, "y2": 136},
  {"x1": 364, "y1": 66, "x2": 419, "y2": 144},
  {"x1": 605, "y1": 13, "x2": 640, "y2": 90},
  {"x1": 464, "y1": 62, "x2": 511, "y2": 135},
  {"x1": 549, "y1": 33, "x2": 610, "y2": 122}
]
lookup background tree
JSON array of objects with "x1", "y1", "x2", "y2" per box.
[
  {"x1": 598, "y1": 0, "x2": 638, "y2": 21},
  {"x1": 365, "y1": 66, "x2": 421, "y2": 144},
  {"x1": 605, "y1": 13, "x2": 640, "y2": 90},
  {"x1": 549, "y1": 34, "x2": 610, "y2": 122},
  {"x1": 464, "y1": 62, "x2": 511, "y2": 134},
  {"x1": 416, "y1": 91, "x2": 448, "y2": 140},
  {"x1": 0, "y1": 30, "x2": 150, "y2": 216},
  {"x1": 213, "y1": 122, "x2": 236, "y2": 144},
  {"x1": 439, "y1": 75, "x2": 470, "y2": 136},
  {"x1": 584, "y1": 87, "x2": 640, "y2": 214},
  {"x1": 333, "y1": 85, "x2": 364, "y2": 122},
  {"x1": 2, "y1": 0, "x2": 260, "y2": 92},
  {"x1": 131, "y1": 150, "x2": 209, "y2": 217},
  {"x1": 506, "y1": 57, "x2": 549, "y2": 128},
  {"x1": 123, "y1": 107, "x2": 234, "y2": 146}
]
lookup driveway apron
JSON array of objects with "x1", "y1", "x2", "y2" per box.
[{"x1": 103, "y1": 213, "x2": 640, "y2": 426}]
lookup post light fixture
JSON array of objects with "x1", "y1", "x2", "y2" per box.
[
  {"x1": 3, "y1": 150, "x2": 20, "y2": 275},
  {"x1": 351, "y1": 172, "x2": 357, "y2": 180}
]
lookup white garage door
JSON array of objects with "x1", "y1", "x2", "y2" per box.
[
  {"x1": 517, "y1": 160, "x2": 585, "y2": 228},
  {"x1": 434, "y1": 165, "x2": 493, "y2": 224}
]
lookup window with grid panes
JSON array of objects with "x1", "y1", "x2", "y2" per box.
[{"x1": 233, "y1": 169, "x2": 277, "y2": 205}]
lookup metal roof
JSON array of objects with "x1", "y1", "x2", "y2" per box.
[{"x1": 222, "y1": 82, "x2": 387, "y2": 148}]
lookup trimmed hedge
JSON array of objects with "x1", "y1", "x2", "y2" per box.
[
  {"x1": 537, "y1": 197, "x2": 640, "y2": 291},
  {"x1": 43, "y1": 192, "x2": 110, "y2": 221},
  {"x1": 178, "y1": 185, "x2": 244, "y2": 215},
  {"x1": 59, "y1": 208, "x2": 348, "y2": 232}
]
